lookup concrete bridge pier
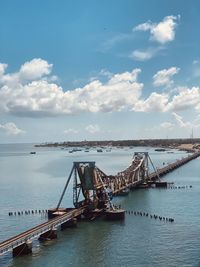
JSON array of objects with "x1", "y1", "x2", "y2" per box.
[
  {"x1": 38, "y1": 229, "x2": 57, "y2": 241},
  {"x1": 105, "y1": 209, "x2": 125, "y2": 220},
  {"x1": 13, "y1": 240, "x2": 32, "y2": 257}
]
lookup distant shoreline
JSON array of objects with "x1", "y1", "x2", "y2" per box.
[{"x1": 34, "y1": 138, "x2": 200, "y2": 153}]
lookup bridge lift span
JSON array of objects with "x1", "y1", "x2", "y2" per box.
[
  {"x1": 55, "y1": 152, "x2": 160, "y2": 215},
  {"x1": 56, "y1": 161, "x2": 115, "y2": 215}
]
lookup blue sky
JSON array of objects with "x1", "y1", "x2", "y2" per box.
[{"x1": 0, "y1": 0, "x2": 200, "y2": 143}]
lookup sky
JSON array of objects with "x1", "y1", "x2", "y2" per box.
[{"x1": 1, "y1": 0, "x2": 200, "y2": 143}]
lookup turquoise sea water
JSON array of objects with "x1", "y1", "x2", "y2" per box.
[{"x1": 0, "y1": 144, "x2": 200, "y2": 267}]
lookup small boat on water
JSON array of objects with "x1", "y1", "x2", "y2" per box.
[
  {"x1": 73, "y1": 148, "x2": 82, "y2": 152},
  {"x1": 155, "y1": 148, "x2": 166, "y2": 152},
  {"x1": 30, "y1": 151, "x2": 36, "y2": 154},
  {"x1": 69, "y1": 148, "x2": 82, "y2": 153}
]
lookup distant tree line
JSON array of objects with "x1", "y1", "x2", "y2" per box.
[{"x1": 34, "y1": 138, "x2": 200, "y2": 148}]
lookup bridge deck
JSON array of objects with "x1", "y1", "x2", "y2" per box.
[
  {"x1": 149, "y1": 151, "x2": 200, "y2": 180},
  {"x1": 109, "y1": 152, "x2": 200, "y2": 195},
  {"x1": 0, "y1": 207, "x2": 85, "y2": 255},
  {"x1": 112, "y1": 180, "x2": 141, "y2": 194}
]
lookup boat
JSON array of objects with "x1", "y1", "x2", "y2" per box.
[
  {"x1": 30, "y1": 151, "x2": 36, "y2": 154},
  {"x1": 72, "y1": 148, "x2": 82, "y2": 152},
  {"x1": 155, "y1": 148, "x2": 166, "y2": 152},
  {"x1": 69, "y1": 148, "x2": 82, "y2": 153}
]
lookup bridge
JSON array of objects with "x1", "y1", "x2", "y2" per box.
[
  {"x1": 148, "y1": 151, "x2": 200, "y2": 180},
  {"x1": 0, "y1": 151, "x2": 200, "y2": 257},
  {"x1": 0, "y1": 207, "x2": 85, "y2": 256}
]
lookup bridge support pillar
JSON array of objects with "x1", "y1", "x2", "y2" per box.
[
  {"x1": 105, "y1": 209, "x2": 125, "y2": 220},
  {"x1": 38, "y1": 229, "x2": 57, "y2": 241},
  {"x1": 12, "y1": 241, "x2": 32, "y2": 257},
  {"x1": 61, "y1": 218, "x2": 77, "y2": 230}
]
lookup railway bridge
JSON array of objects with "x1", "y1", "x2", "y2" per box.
[{"x1": 1, "y1": 151, "x2": 200, "y2": 257}]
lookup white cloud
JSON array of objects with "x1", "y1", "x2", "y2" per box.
[
  {"x1": 167, "y1": 87, "x2": 200, "y2": 111},
  {"x1": 193, "y1": 60, "x2": 199, "y2": 65},
  {"x1": 0, "y1": 58, "x2": 53, "y2": 87},
  {"x1": 99, "y1": 69, "x2": 113, "y2": 78},
  {"x1": 0, "y1": 63, "x2": 7, "y2": 76},
  {"x1": 19, "y1": 58, "x2": 52, "y2": 81},
  {"x1": 193, "y1": 68, "x2": 200, "y2": 78},
  {"x1": 64, "y1": 128, "x2": 79, "y2": 134},
  {"x1": 0, "y1": 61, "x2": 143, "y2": 117},
  {"x1": 172, "y1": 112, "x2": 192, "y2": 129},
  {"x1": 153, "y1": 67, "x2": 180, "y2": 87},
  {"x1": 195, "y1": 103, "x2": 200, "y2": 113},
  {"x1": 191, "y1": 60, "x2": 200, "y2": 78},
  {"x1": 160, "y1": 122, "x2": 174, "y2": 130},
  {"x1": 99, "y1": 33, "x2": 134, "y2": 52},
  {"x1": 1, "y1": 59, "x2": 200, "y2": 118},
  {"x1": 85, "y1": 124, "x2": 100, "y2": 134},
  {"x1": 130, "y1": 49, "x2": 154, "y2": 61},
  {"x1": 0, "y1": 122, "x2": 25, "y2": 135},
  {"x1": 134, "y1": 21, "x2": 153, "y2": 32},
  {"x1": 133, "y1": 86, "x2": 200, "y2": 113},
  {"x1": 130, "y1": 47, "x2": 165, "y2": 61},
  {"x1": 133, "y1": 92, "x2": 169, "y2": 112},
  {"x1": 170, "y1": 113, "x2": 200, "y2": 132},
  {"x1": 133, "y1": 15, "x2": 180, "y2": 44},
  {"x1": 108, "y1": 68, "x2": 140, "y2": 84}
]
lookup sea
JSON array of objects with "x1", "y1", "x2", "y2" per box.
[{"x1": 0, "y1": 143, "x2": 200, "y2": 267}]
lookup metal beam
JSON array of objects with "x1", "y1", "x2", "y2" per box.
[
  {"x1": 56, "y1": 165, "x2": 75, "y2": 210},
  {"x1": 147, "y1": 154, "x2": 161, "y2": 181}
]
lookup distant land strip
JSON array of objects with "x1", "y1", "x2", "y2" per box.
[{"x1": 34, "y1": 138, "x2": 200, "y2": 152}]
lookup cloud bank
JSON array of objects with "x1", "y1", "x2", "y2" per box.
[
  {"x1": 0, "y1": 59, "x2": 143, "y2": 116},
  {"x1": 0, "y1": 59, "x2": 200, "y2": 117}
]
